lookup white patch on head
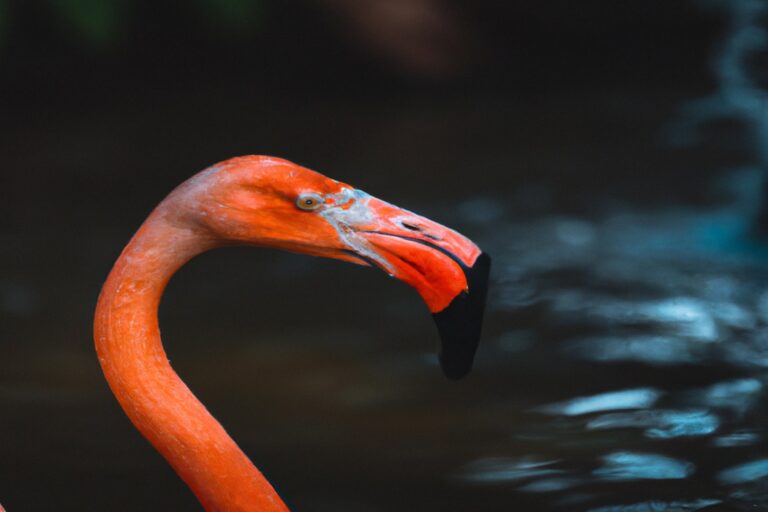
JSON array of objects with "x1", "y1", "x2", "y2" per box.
[
  {"x1": 319, "y1": 188, "x2": 395, "y2": 274},
  {"x1": 325, "y1": 187, "x2": 355, "y2": 208}
]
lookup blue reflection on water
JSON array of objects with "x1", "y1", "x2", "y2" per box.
[
  {"x1": 703, "y1": 378, "x2": 762, "y2": 404},
  {"x1": 718, "y1": 458, "x2": 768, "y2": 484},
  {"x1": 552, "y1": 296, "x2": 719, "y2": 342},
  {"x1": 587, "y1": 499, "x2": 721, "y2": 512},
  {"x1": 593, "y1": 452, "x2": 694, "y2": 481},
  {"x1": 460, "y1": 457, "x2": 563, "y2": 484},
  {"x1": 757, "y1": 292, "x2": 768, "y2": 323},
  {"x1": 566, "y1": 336, "x2": 696, "y2": 365},
  {"x1": 710, "y1": 300, "x2": 755, "y2": 329},
  {"x1": 712, "y1": 431, "x2": 760, "y2": 447},
  {"x1": 644, "y1": 298, "x2": 718, "y2": 341},
  {"x1": 696, "y1": 378, "x2": 763, "y2": 416},
  {"x1": 587, "y1": 409, "x2": 719, "y2": 439},
  {"x1": 539, "y1": 388, "x2": 661, "y2": 416},
  {"x1": 517, "y1": 477, "x2": 583, "y2": 493}
]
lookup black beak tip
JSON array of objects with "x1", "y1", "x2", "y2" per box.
[{"x1": 432, "y1": 251, "x2": 491, "y2": 380}]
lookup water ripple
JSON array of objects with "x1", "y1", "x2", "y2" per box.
[
  {"x1": 718, "y1": 458, "x2": 768, "y2": 485},
  {"x1": 712, "y1": 431, "x2": 760, "y2": 447},
  {"x1": 517, "y1": 477, "x2": 583, "y2": 493},
  {"x1": 538, "y1": 388, "x2": 661, "y2": 416},
  {"x1": 550, "y1": 296, "x2": 718, "y2": 342},
  {"x1": 586, "y1": 409, "x2": 719, "y2": 439},
  {"x1": 565, "y1": 335, "x2": 697, "y2": 365},
  {"x1": 593, "y1": 452, "x2": 695, "y2": 481},
  {"x1": 694, "y1": 378, "x2": 763, "y2": 416},
  {"x1": 459, "y1": 457, "x2": 563, "y2": 484}
]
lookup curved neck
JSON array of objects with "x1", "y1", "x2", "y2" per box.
[{"x1": 94, "y1": 207, "x2": 289, "y2": 512}]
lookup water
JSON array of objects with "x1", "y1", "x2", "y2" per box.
[{"x1": 446, "y1": 189, "x2": 768, "y2": 510}]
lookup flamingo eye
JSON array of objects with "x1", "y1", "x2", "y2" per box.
[{"x1": 296, "y1": 193, "x2": 324, "y2": 211}]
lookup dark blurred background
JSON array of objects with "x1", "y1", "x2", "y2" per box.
[{"x1": 2, "y1": 1, "x2": 768, "y2": 511}]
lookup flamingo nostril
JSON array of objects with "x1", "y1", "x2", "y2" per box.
[
  {"x1": 400, "y1": 221, "x2": 444, "y2": 241},
  {"x1": 401, "y1": 221, "x2": 423, "y2": 231}
]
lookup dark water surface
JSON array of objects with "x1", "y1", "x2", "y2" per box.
[{"x1": 2, "y1": 70, "x2": 767, "y2": 511}]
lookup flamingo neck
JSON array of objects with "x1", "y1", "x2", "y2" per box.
[{"x1": 94, "y1": 207, "x2": 289, "y2": 512}]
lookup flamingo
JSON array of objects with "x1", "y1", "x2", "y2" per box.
[{"x1": 93, "y1": 155, "x2": 490, "y2": 511}]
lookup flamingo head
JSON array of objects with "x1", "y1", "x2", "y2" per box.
[{"x1": 186, "y1": 156, "x2": 490, "y2": 379}]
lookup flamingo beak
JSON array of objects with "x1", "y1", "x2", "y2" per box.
[{"x1": 326, "y1": 192, "x2": 491, "y2": 379}]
